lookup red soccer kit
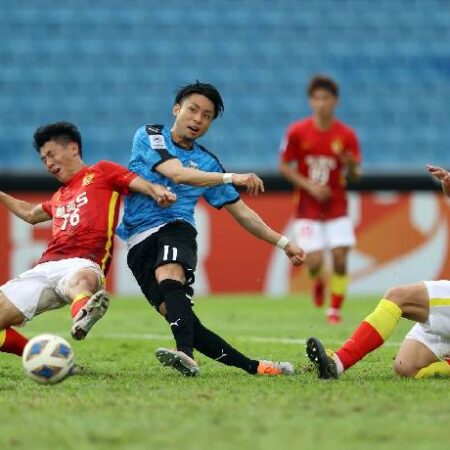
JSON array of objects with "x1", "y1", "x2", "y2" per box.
[
  {"x1": 280, "y1": 117, "x2": 361, "y2": 220},
  {"x1": 39, "y1": 160, "x2": 137, "y2": 274}
]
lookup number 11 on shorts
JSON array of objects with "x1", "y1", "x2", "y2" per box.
[{"x1": 163, "y1": 245, "x2": 178, "y2": 261}]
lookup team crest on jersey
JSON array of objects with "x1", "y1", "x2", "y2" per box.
[
  {"x1": 331, "y1": 139, "x2": 343, "y2": 154},
  {"x1": 149, "y1": 135, "x2": 167, "y2": 150},
  {"x1": 187, "y1": 160, "x2": 198, "y2": 169},
  {"x1": 82, "y1": 172, "x2": 95, "y2": 186}
]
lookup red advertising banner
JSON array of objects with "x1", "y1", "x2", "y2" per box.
[{"x1": 1, "y1": 191, "x2": 450, "y2": 295}]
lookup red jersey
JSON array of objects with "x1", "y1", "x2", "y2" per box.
[
  {"x1": 279, "y1": 117, "x2": 361, "y2": 220},
  {"x1": 39, "y1": 160, "x2": 137, "y2": 274}
]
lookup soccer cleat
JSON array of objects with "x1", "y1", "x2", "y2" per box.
[
  {"x1": 156, "y1": 348, "x2": 199, "y2": 377},
  {"x1": 327, "y1": 313, "x2": 341, "y2": 324},
  {"x1": 313, "y1": 280, "x2": 325, "y2": 307},
  {"x1": 71, "y1": 290, "x2": 110, "y2": 340},
  {"x1": 306, "y1": 337, "x2": 339, "y2": 379},
  {"x1": 257, "y1": 360, "x2": 295, "y2": 376}
]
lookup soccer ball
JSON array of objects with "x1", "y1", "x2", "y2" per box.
[{"x1": 22, "y1": 334, "x2": 75, "y2": 384}]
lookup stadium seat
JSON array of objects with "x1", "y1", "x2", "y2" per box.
[{"x1": 1, "y1": 0, "x2": 450, "y2": 171}]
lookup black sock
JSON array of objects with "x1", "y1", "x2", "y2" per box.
[
  {"x1": 159, "y1": 279, "x2": 194, "y2": 358},
  {"x1": 192, "y1": 313, "x2": 259, "y2": 374}
]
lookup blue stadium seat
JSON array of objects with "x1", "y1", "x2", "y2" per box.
[{"x1": 1, "y1": 0, "x2": 450, "y2": 171}]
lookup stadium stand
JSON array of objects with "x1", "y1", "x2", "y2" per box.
[{"x1": 1, "y1": 0, "x2": 449, "y2": 172}]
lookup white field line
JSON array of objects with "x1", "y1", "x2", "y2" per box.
[{"x1": 64, "y1": 331, "x2": 401, "y2": 348}]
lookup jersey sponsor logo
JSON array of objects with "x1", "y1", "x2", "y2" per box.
[
  {"x1": 187, "y1": 160, "x2": 198, "y2": 169},
  {"x1": 331, "y1": 139, "x2": 343, "y2": 154},
  {"x1": 305, "y1": 155, "x2": 337, "y2": 185},
  {"x1": 149, "y1": 134, "x2": 167, "y2": 150},
  {"x1": 82, "y1": 172, "x2": 95, "y2": 186},
  {"x1": 56, "y1": 192, "x2": 89, "y2": 230}
]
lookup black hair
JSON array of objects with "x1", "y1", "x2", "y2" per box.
[
  {"x1": 174, "y1": 81, "x2": 224, "y2": 119},
  {"x1": 307, "y1": 74, "x2": 339, "y2": 98},
  {"x1": 33, "y1": 121, "x2": 83, "y2": 157}
]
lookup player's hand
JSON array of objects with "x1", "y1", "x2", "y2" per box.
[
  {"x1": 152, "y1": 185, "x2": 177, "y2": 208},
  {"x1": 427, "y1": 164, "x2": 450, "y2": 196},
  {"x1": 232, "y1": 173, "x2": 265, "y2": 196},
  {"x1": 427, "y1": 164, "x2": 450, "y2": 182},
  {"x1": 284, "y1": 241, "x2": 306, "y2": 266},
  {"x1": 306, "y1": 182, "x2": 331, "y2": 203}
]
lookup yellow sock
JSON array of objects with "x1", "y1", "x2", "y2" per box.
[
  {"x1": 72, "y1": 292, "x2": 92, "y2": 304},
  {"x1": 70, "y1": 292, "x2": 92, "y2": 318},
  {"x1": 330, "y1": 273, "x2": 348, "y2": 296},
  {"x1": 415, "y1": 361, "x2": 450, "y2": 379},
  {"x1": 365, "y1": 299, "x2": 402, "y2": 340}
]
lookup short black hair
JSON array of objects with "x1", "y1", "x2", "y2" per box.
[
  {"x1": 307, "y1": 74, "x2": 339, "y2": 98},
  {"x1": 33, "y1": 121, "x2": 83, "y2": 157},
  {"x1": 174, "y1": 81, "x2": 224, "y2": 119}
]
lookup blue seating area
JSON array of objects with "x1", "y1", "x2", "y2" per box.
[{"x1": 1, "y1": 0, "x2": 450, "y2": 172}]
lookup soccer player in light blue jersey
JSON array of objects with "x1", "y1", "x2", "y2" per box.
[{"x1": 117, "y1": 82, "x2": 305, "y2": 377}]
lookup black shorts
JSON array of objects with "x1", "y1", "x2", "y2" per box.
[{"x1": 127, "y1": 220, "x2": 197, "y2": 309}]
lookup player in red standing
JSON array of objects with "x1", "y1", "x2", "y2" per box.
[
  {"x1": 279, "y1": 75, "x2": 361, "y2": 323},
  {"x1": 0, "y1": 121, "x2": 175, "y2": 360}
]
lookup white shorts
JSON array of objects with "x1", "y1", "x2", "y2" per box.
[
  {"x1": 0, "y1": 258, "x2": 105, "y2": 321},
  {"x1": 292, "y1": 216, "x2": 356, "y2": 253},
  {"x1": 404, "y1": 280, "x2": 450, "y2": 359}
]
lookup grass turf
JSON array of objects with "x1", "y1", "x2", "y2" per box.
[{"x1": 0, "y1": 294, "x2": 448, "y2": 450}]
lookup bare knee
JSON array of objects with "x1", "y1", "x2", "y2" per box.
[
  {"x1": 383, "y1": 286, "x2": 406, "y2": 305},
  {"x1": 306, "y1": 251, "x2": 323, "y2": 274},
  {"x1": 331, "y1": 247, "x2": 349, "y2": 274},
  {"x1": 65, "y1": 269, "x2": 101, "y2": 297},
  {"x1": 155, "y1": 264, "x2": 186, "y2": 284},
  {"x1": 0, "y1": 292, "x2": 25, "y2": 329},
  {"x1": 393, "y1": 338, "x2": 436, "y2": 378},
  {"x1": 393, "y1": 357, "x2": 417, "y2": 378}
]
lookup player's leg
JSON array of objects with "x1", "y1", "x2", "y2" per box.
[
  {"x1": 153, "y1": 222, "x2": 200, "y2": 362},
  {"x1": 0, "y1": 266, "x2": 60, "y2": 357},
  {"x1": 306, "y1": 251, "x2": 326, "y2": 308},
  {"x1": 155, "y1": 263, "x2": 196, "y2": 359},
  {"x1": 328, "y1": 246, "x2": 351, "y2": 324},
  {"x1": 190, "y1": 311, "x2": 294, "y2": 375},
  {"x1": 393, "y1": 339, "x2": 445, "y2": 378},
  {"x1": 127, "y1": 222, "x2": 199, "y2": 373},
  {"x1": 293, "y1": 219, "x2": 326, "y2": 307},
  {"x1": 127, "y1": 240, "x2": 199, "y2": 376},
  {"x1": 326, "y1": 216, "x2": 356, "y2": 323},
  {"x1": 0, "y1": 292, "x2": 28, "y2": 356},
  {"x1": 394, "y1": 285, "x2": 450, "y2": 379},
  {"x1": 56, "y1": 260, "x2": 108, "y2": 340},
  {"x1": 307, "y1": 281, "x2": 429, "y2": 379}
]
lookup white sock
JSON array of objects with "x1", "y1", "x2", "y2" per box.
[
  {"x1": 327, "y1": 307, "x2": 340, "y2": 317},
  {"x1": 332, "y1": 353, "x2": 344, "y2": 375}
]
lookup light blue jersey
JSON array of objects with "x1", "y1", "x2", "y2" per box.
[{"x1": 116, "y1": 125, "x2": 240, "y2": 240}]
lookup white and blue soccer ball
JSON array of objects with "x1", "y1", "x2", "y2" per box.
[{"x1": 22, "y1": 334, "x2": 75, "y2": 384}]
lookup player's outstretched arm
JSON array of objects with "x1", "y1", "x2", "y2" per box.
[
  {"x1": 224, "y1": 200, "x2": 305, "y2": 266},
  {"x1": 0, "y1": 191, "x2": 51, "y2": 224},
  {"x1": 156, "y1": 159, "x2": 264, "y2": 195},
  {"x1": 427, "y1": 164, "x2": 450, "y2": 198},
  {"x1": 128, "y1": 176, "x2": 177, "y2": 208}
]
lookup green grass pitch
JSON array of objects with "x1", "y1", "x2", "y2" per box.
[{"x1": 0, "y1": 294, "x2": 448, "y2": 450}]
